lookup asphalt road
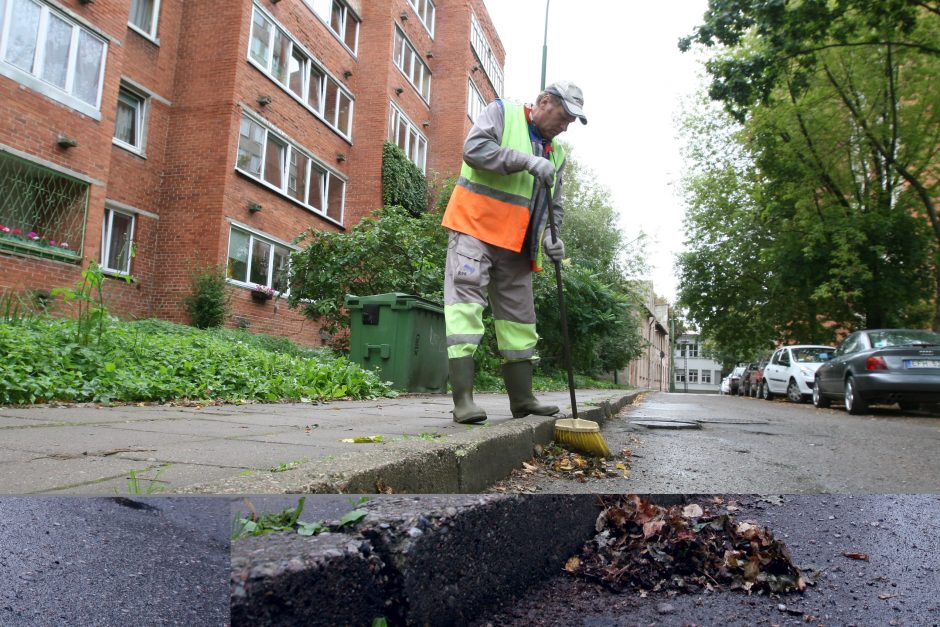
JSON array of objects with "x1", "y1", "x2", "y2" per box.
[
  {"x1": 0, "y1": 497, "x2": 230, "y2": 626},
  {"x1": 471, "y1": 493, "x2": 940, "y2": 626},
  {"x1": 491, "y1": 391, "x2": 940, "y2": 493}
]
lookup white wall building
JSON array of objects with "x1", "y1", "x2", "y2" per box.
[{"x1": 673, "y1": 333, "x2": 723, "y2": 394}]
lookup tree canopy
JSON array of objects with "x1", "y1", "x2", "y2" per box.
[{"x1": 677, "y1": 0, "x2": 939, "y2": 357}]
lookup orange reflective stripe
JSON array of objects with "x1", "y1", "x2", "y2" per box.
[{"x1": 442, "y1": 185, "x2": 530, "y2": 252}]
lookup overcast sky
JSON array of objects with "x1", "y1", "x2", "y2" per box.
[{"x1": 482, "y1": 0, "x2": 711, "y2": 302}]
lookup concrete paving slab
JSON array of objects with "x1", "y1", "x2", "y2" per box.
[{"x1": 0, "y1": 390, "x2": 641, "y2": 495}]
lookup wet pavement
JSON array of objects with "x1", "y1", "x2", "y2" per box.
[{"x1": 0, "y1": 496, "x2": 229, "y2": 626}]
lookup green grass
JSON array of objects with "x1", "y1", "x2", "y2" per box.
[{"x1": 0, "y1": 317, "x2": 394, "y2": 404}]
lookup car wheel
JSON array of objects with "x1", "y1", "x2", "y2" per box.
[
  {"x1": 812, "y1": 380, "x2": 830, "y2": 408},
  {"x1": 761, "y1": 381, "x2": 773, "y2": 401},
  {"x1": 844, "y1": 376, "x2": 868, "y2": 415},
  {"x1": 786, "y1": 379, "x2": 805, "y2": 403}
]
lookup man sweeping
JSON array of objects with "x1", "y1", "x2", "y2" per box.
[{"x1": 441, "y1": 80, "x2": 587, "y2": 424}]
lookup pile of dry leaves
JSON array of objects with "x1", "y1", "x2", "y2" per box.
[
  {"x1": 565, "y1": 495, "x2": 807, "y2": 595},
  {"x1": 490, "y1": 444, "x2": 632, "y2": 492}
]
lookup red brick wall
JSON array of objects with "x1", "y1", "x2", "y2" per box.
[{"x1": 0, "y1": 0, "x2": 505, "y2": 347}]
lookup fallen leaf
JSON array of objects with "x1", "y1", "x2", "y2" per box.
[
  {"x1": 844, "y1": 552, "x2": 870, "y2": 561},
  {"x1": 682, "y1": 504, "x2": 704, "y2": 518},
  {"x1": 340, "y1": 435, "x2": 384, "y2": 443},
  {"x1": 879, "y1": 593, "x2": 898, "y2": 600},
  {"x1": 564, "y1": 556, "x2": 581, "y2": 572}
]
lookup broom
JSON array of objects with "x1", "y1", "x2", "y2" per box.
[{"x1": 544, "y1": 185, "x2": 611, "y2": 457}]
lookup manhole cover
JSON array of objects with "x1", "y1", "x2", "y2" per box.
[{"x1": 632, "y1": 420, "x2": 701, "y2": 430}]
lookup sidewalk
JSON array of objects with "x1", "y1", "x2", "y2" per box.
[{"x1": 0, "y1": 389, "x2": 642, "y2": 495}]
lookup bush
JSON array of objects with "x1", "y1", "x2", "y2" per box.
[
  {"x1": 183, "y1": 264, "x2": 230, "y2": 329},
  {"x1": 0, "y1": 317, "x2": 392, "y2": 404}
]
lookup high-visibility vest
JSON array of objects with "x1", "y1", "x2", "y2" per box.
[{"x1": 442, "y1": 101, "x2": 565, "y2": 253}]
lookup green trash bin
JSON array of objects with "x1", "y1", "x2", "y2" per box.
[{"x1": 345, "y1": 293, "x2": 448, "y2": 393}]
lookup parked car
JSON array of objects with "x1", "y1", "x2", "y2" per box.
[
  {"x1": 739, "y1": 360, "x2": 768, "y2": 397},
  {"x1": 761, "y1": 345, "x2": 835, "y2": 403},
  {"x1": 813, "y1": 328, "x2": 940, "y2": 414},
  {"x1": 728, "y1": 364, "x2": 747, "y2": 395},
  {"x1": 748, "y1": 357, "x2": 771, "y2": 397}
]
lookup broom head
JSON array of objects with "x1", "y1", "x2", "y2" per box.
[{"x1": 554, "y1": 418, "x2": 611, "y2": 458}]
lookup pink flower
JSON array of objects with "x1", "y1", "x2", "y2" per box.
[
  {"x1": 60, "y1": 242, "x2": 70, "y2": 249},
  {"x1": 48, "y1": 240, "x2": 56, "y2": 246},
  {"x1": 12, "y1": 228, "x2": 21, "y2": 235},
  {"x1": 1, "y1": 226, "x2": 9, "y2": 234},
  {"x1": 27, "y1": 231, "x2": 38, "y2": 240}
]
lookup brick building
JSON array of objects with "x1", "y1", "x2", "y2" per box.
[{"x1": 0, "y1": 0, "x2": 504, "y2": 345}]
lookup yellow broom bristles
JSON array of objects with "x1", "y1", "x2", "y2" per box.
[{"x1": 554, "y1": 418, "x2": 611, "y2": 457}]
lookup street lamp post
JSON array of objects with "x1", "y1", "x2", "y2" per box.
[
  {"x1": 541, "y1": 0, "x2": 550, "y2": 90},
  {"x1": 678, "y1": 339, "x2": 690, "y2": 393}
]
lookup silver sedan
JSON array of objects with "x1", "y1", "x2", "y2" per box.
[{"x1": 813, "y1": 328, "x2": 940, "y2": 414}]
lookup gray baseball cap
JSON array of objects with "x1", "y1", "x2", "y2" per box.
[{"x1": 544, "y1": 80, "x2": 587, "y2": 124}]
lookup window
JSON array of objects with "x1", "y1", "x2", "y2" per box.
[
  {"x1": 393, "y1": 27, "x2": 431, "y2": 103},
  {"x1": 226, "y1": 226, "x2": 291, "y2": 293},
  {"x1": 101, "y1": 207, "x2": 135, "y2": 274},
  {"x1": 113, "y1": 85, "x2": 147, "y2": 153},
  {"x1": 236, "y1": 112, "x2": 345, "y2": 224},
  {"x1": 128, "y1": 0, "x2": 160, "y2": 40},
  {"x1": 701, "y1": 370, "x2": 712, "y2": 384},
  {"x1": 467, "y1": 79, "x2": 486, "y2": 122},
  {"x1": 0, "y1": 149, "x2": 86, "y2": 260},
  {"x1": 688, "y1": 343, "x2": 699, "y2": 357},
  {"x1": 388, "y1": 103, "x2": 427, "y2": 172},
  {"x1": 469, "y1": 12, "x2": 503, "y2": 96},
  {"x1": 407, "y1": 0, "x2": 435, "y2": 37},
  {"x1": 248, "y1": 6, "x2": 354, "y2": 138},
  {"x1": 675, "y1": 369, "x2": 686, "y2": 383},
  {"x1": 302, "y1": 0, "x2": 359, "y2": 54},
  {"x1": 0, "y1": 0, "x2": 108, "y2": 117},
  {"x1": 688, "y1": 369, "x2": 699, "y2": 384}
]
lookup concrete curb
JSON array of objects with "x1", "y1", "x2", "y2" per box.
[
  {"x1": 180, "y1": 391, "x2": 642, "y2": 495},
  {"x1": 230, "y1": 494, "x2": 603, "y2": 626}
]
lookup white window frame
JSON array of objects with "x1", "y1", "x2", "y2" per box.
[
  {"x1": 127, "y1": 0, "x2": 161, "y2": 43},
  {"x1": 101, "y1": 206, "x2": 135, "y2": 275},
  {"x1": 388, "y1": 102, "x2": 427, "y2": 173},
  {"x1": 248, "y1": 5, "x2": 354, "y2": 140},
  {"x1": 0, "y1": 0, "x2": 108, "y2": 119},
  {"x1": 235, "y1": 111, "x2": 346, "y2": 226},
  {"x1": 469, "y1": 11, "x2": 503, "y2": 97},
  {"x1": 300, "y1": 0, "x2": 359, "y2": 55},
  {"x1": 225, "y1": 225, "x2": 294, "y2": 294},
  {"x1": 112, "y1": 83, "x2": 148, "y2": 155},
  {"x1": 467, "y1": 78, "x2": 485, "y2": 122},
  {"x1": 701, "y1": 369, "x2": 712, "y2": 384},
  {"x1": 393, "y1": 26, "x2": 431, "y2": 104},
  {"x1": 688, "y1": 369, "x2": 699, "y2": 384},
  {"x1": 407, "y1": 0, "x2": 435, "y2": 38},
  {"x1": 675, "y1": 369, "x2": 686, "y2": 383}
]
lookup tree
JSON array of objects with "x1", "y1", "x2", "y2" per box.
[{"x1": 681, "y1": 0, "x2": 940, "y2": 329}]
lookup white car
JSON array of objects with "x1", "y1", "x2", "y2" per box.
[{"x1": 760, "y1": 345, "x2": 836, "y2": 403}]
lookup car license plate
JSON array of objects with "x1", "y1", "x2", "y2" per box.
[{"x1": 904, "y1": 359, "x2": 940, "y2": 368}]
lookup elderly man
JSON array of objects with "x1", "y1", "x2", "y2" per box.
[{"x1": 441, "y1": 80, "x2": 587, "y2": 423}]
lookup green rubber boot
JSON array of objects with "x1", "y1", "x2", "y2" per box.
[
  {"x1": 502, "y1": 360, "x2": 559, "y2": 418},
  {"x1": 449, "y1": 357, "x2": 487, "y2": 424}
]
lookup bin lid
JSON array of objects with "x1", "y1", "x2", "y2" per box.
[{"x1": 345, "y1": 293, "x2": 443, "y2": 314}]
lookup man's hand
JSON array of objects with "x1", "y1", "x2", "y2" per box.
[
  {"x1": 526, "y1": 155, "x2": 555, "y2": 187},
  {"x1": 542, "y1": 231, "x2": 565, "y2": 261}
]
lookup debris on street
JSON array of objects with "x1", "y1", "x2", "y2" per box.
[
  {"x1": 566, "y1": 494, "x2": 807, "y2": 595},
  {"x1": 490, "y1": 443, "x2": 634, "y2": 492}
]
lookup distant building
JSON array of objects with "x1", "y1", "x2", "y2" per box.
[
  {"x1": 0, "y1": 0, "x2": 503, "y2": 345},
  {"x1": 609, "y1": 282, "x2": 671, "y2": 391},
  {"x1": 674, "y1": 332, "x2": 722, "y2": 393}
]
